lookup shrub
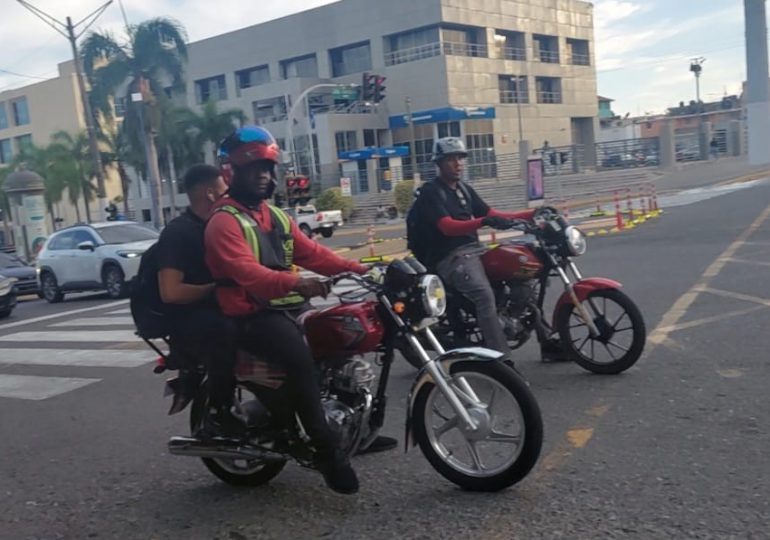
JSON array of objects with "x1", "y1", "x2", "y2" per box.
[
  {"x1": 393, "y1": 180, "x2": 416, "y2": 216},
  {"x1": 316, "y1": 187, "x2": 354, "y2": 220}
]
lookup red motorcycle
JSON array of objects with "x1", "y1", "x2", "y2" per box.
[
  {"x1": 146, "y1": 258, "x2": 543, "y2": 492},
  {"x1": 403, "y1": 208, "x2": 646, "y2": 374}
]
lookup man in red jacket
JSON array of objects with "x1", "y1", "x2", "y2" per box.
[{"x1": 204, "y1": 126, "x2": 368, "y2": 495}]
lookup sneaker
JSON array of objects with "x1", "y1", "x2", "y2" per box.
[
  {"x1": 541, "y1": 339, "x2": 571, "y2": 362},
  {"x1": 356, "y1": 435, "x2": 398, "y2": 456},
  {"x1": 316, "y1": 449, "x2": 359, "y2": 494}
]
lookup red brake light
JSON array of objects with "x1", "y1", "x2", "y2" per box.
[{"x1": 316, "y1": 213, "x2": 323, "y2": 222}]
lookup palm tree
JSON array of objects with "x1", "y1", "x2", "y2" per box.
[
  {"x1": 10, "y1": 144, "x2": 69, "y2": 227},
  {"x1": 50, "y1": 131, "x2": 96, "y2": 223},
  {"x1": 187, "y1": 100, "x2": 246, "y2": 162},
  {"x1": 81, "y1": 17, "x2": 188, "y2": 229},
  {"x1": 98, "y1": 127, "x2": 133, "y2": 215}
]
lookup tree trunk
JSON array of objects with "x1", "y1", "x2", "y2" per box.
[
  {"x1": 166, "y1": 144, "x2": 178, "y2": 219},
  {"x1": 82, "y1": 184, "x2": 93, "y2": 223},
  {"x1": 117, "y1": 162, "x2": 130, "y2": 215},
  {"x1": 147, "y1": 135, "x2": 164, "y2": 229}
]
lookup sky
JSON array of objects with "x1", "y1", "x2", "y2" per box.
[{"x1": 0, "y1": 0, "x2": 759, "y2": 117}]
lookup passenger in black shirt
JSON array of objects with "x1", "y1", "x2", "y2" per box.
[
  {"x1": 413, "y1": 137, "x2": 535, "y2": 360},
  {"x1": 156, "y1": 164, "x2": 239, "y2": 436}
]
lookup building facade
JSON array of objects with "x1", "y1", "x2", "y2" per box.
[{"x1": 182, "y1": 0, "x2": 598, "y2": 195}]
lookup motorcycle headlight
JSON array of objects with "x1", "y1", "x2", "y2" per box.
[
  {"x1": 565, "y1": 226, "x2": 587, "y2": 256},
  {"x1": 418, "y1": 274, "x2": 446, "y2": 318}
]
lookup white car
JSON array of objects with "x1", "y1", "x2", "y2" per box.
[
  {"x1": 36, "y1": 221, "x2": 159, "y2": 303},
  {"x1": 283, "y1": 205, "x2": 344, "y2": 238}
]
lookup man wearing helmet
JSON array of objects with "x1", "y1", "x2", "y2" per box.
[
  {"x1": 411, "y1": 137, "x2": 535, "y2": 360},
  {"x1": 204, "y1": 126, "x2": 368, "y2": 494}
]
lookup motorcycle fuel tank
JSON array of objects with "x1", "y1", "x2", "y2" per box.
[
  {"x1": 304, "y1": 301, "x2": 385, "y2": 358},
  {"x1": 482, "y1": 243, "x2": 543, "y2": 282}
]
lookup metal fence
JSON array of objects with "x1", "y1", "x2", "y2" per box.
[
  {"x1": 674, "y1": 132, "x2": 704, "y2": 163},
  {"x1": 595, "y1": 137, "x2": 660, "y2": 171},
  {"x1": 534, "y1": 144, "x2": 585, "y2": 176}
]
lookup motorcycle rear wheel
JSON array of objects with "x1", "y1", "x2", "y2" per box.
[
  {"x1": 412, "y1": 361, "x2": 543, "y2": 491},
  {"x1": 189, "y1": 390, "x2": 286, "y2": 487},
  {"x1": 555, "y1": 288, "x2": 646, "y2": 375}
]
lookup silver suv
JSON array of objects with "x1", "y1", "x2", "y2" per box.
[{"x1": 36, "y1": 222, "x2": 158, "y2": 303}]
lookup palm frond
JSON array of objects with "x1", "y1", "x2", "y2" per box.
[{"x1": 80, "y1": 31, "x2": 126, "y2": 79}]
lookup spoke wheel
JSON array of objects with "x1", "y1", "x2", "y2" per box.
[
  {"x1": 412, "y1": 361, "x2": 542, "y2": 491},
  {"x1": 555, "y1": 288, "x2": 646, "y2": 374}
]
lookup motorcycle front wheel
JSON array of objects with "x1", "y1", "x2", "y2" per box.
[
  {"x1": 412, "y1": 360, "x2": 543, "y2": 491},
  {"x1": 555, "y1": 288, "x2": 646, "y2": 374},
  {"x1": 189, "y1": 389, "x2": 286, "y2": 487}
]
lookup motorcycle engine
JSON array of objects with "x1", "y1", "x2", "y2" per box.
[
  {"x1": 322, "y1": 356, "x2": 376, "y2": 453},
  {"x1": 500, "y1": 282, "x2": 538, "y2": 340}
]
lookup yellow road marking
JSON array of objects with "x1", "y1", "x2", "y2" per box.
[
  {"x1": 726, "y1": 257, "x2": 770, "y2": 268},
  {"x1": 654, "y1": 305, "x2": 767, "y2": 334},
  {"x1": 699, "y1": 287, "x2": 770, "y2": 308},
  {"x1": 717, "y1": 369, "x2": 744, "y2": 378},
  {"x1": 566, "y1": 428, "x2": 594, "y2": 448}
]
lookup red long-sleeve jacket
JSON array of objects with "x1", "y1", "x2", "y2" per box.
[
  {"x1": 436, "y1": 208, "x2": 537, "y2": 236},
  {"x1": 205, "y1": 197, "x2": 367, "y2": 317}
]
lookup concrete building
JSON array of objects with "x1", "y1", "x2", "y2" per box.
[
  {"x1": 182, "y1": 0, "x2": 598, "y2": 195},
  {"x1": 0, "y1": 61, "x2": 123, "y2": 230}
]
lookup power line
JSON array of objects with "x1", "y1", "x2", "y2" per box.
[{"x1": 0, "y1": 67, "x2": 51, "y2": 80}]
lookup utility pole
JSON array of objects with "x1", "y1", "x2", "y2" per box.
[
  {"x1": 17, "y1": 1, "x2": 113, "y2": 221},
  {"x1": 744, "y1": 0, "x2": 770, "y2": 165},
  {"x1": 690, "y1": 57, "x2": 706, "y2": 116},
  {"x1": 405, "y1": 97, "x2": 418, "y2": 183}
]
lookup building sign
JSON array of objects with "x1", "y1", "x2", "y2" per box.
[
  {"x1": 340, "y1": 177, "x2": 352, "y2": 197},
  {"x1": 389, "y1": 106, "x2": 496, "y2": 129},
  {"x1": 338, "y1": 146, "x2": 410, "y2": 161},
  {"x1": 527, "y1": 158, "x2": 545, "y2": 202}
]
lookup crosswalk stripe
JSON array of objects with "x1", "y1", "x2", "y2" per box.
[
  {"x1": 0, "y1": 349, "x2": 150, "y2": 368},
  {"x1": 0, "y1": 374, "x2": 100, "y2": 400},
  {"x1": 50, "y1": 317, "x2": 135, "y2": 327},
  {"x1": 107, "y1": 308, "x2": 131, "y2": 315},
  {"x1": 0, "y1": 330, "x2": 139, "y2": 343}
]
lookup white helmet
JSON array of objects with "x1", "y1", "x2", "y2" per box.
[{"x1": 432, "y1": 137, "x2": 468, "y2": 162}]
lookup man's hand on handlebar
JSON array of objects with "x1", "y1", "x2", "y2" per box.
[
  {"x1": 482, "y1": 216, "x2": 515, "y2": 230},
  {"x1": 294, "y1": 277, "x2": 331, "y2": 299}
]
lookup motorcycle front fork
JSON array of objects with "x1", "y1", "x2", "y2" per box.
[{"x1": 551, "y1": 257, "x2": 601, "y2": 337}]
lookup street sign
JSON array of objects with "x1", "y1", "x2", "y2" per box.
[
  {"x1": 340, "y1": 177, "x2": 352, "y2": 197},
  {"x1": 332, "y1": 87, "x2": 359, "y2": 100}
]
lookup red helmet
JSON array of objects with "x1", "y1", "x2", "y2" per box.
[{"x1": 218, "y1": 126, "x2": 280, "y2": 183}]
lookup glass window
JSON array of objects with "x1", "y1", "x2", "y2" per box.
[
  {"x1": 335, "y1": 131, "x2": 358, "y2": 153},
  {"x1": 71, "y1": 229, "x2": 97, "y2": 246},
  {"x1": 567, "y1": 38, "x2": 590, "y2": 66},
  {"x1": 11, "y1": 97, "x2": 30, "y2": 126},
  {"x1": 498, "y1": 75, "x2": 529, "y2": 104},
  {"x1": 536, "y1": 77, "x2": 562, "y2": 104},
  {"x1": 329, "y1": 41, "x2": 372, "y2": 77},
  {"x1": 0, "y1": 139, "x2": 12, "y2": 164},
  {"x1": 280, "y1": 54, "x2": 318, "y2": 79},
  {"x1": 437, "y1": 121, "x2": 461, "y2": 138},
  {"x1": 494, "y1": 31, "x2": 526, "y2": 61},
  {"x1": 49, "y1": 231, "x2": 76, "y2": 250},
  {"x1": 0, "y1": 103, "x2": 8, "y2": 130},
  {"x1": 384, "y1": 26, "x2": 441, "y2": 66},
  {"x1": 235, "y1": 65, "x2": 270, "y2": 96},
  {"x1": 94, "y1": 223, "x2": 159, "y2": 244},
  {"x1": 363, "y1": 129, "x2": 376, "y2": 147},
  {"x1": 252, "y1": 96, "x2": 287, "y2": 124},
  {"x1": 15, "y1": 134, "x2": 32, "y2": 153},
  {"x1": 194, "y1": 74, "x2": 227, "y2": 104},
  {"x1": 465, "y1": 125, "x2": 496, "y2": 180},
  {"x1": 533, "y1": 35, "x2": 560, "y2": 64}
]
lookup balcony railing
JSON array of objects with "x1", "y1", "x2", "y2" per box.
[
  {"x1": 500, "y1": 46, "x2": 526, "y2": 61},
  {"x1": 569, "y1": 53, "x2": 590, "y2": 66},
  {"x1": 537, "y1": 50, "x2": 560, "y2": 63},
  {"x1": 537, "y1": 91, "x2": 562, "y2": 104},
  {"x1": 499, "y1": 90, "x2": 529, "y2": 104},
  {"x1": 384, "y1": 40, "x2": 488, "y2": 66}
]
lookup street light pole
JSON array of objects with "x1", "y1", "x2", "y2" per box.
[
  {"x1": 405, "y1": 97, "x2": 418, "y2": 182},
  {"x1": 286, "y1": 83, "x2": 359, "y2": 174},
  {"x1": 513, "y1": 75, "x2": 524, "y2": 142},
  {"x1": 17, "y1": 1, "x2": 113, "y2": 220}
]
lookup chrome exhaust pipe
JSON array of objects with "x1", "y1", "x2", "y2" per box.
[{"x1": 168, "y1": 436, "x2": 284, "y2": 462}]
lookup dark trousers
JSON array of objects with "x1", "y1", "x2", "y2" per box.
[
  {"x1": 168, "y1": 307, "x2": 237, "y2": 410},
  {"x1": 236, "y1": 309, "x2": 336, "y2": 453},
  {"x1": 436, "y1": 244, "x2": 513, "y2": 357}
]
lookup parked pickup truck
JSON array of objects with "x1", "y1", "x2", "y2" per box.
[{"x1": 283, "y1": 205, "x2": 344, "y2": 238}]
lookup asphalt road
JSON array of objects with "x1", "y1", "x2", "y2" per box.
[{"x1": 1, "y1": 180, "x2": 770, "y2": 539}]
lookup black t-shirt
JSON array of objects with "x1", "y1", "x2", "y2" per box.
[
  {"x1": 156, "y1": 209, "x2": 214, "y2": 310},
  {"x1": 417, "y1": 179, "x2": 490, "y2": 266}
]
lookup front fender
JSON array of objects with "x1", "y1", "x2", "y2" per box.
[
  {"x1": 553, "y1": 277, "x2": 622, "y2": 321},
  {"x1": 404, "y1": 346, "x2": 504, "y2": 451}
]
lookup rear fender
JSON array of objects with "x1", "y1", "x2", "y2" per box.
[
  {"x1": 552, "y1": 278, "x2": 622, "y2": 323},
  {"x1": 404, "y1": 346, "x2": 504, "y2": 451}
]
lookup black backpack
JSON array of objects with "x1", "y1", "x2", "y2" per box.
[
  {"x1": 129, "y1": 243, "x2": 169, "y2": 339},
  {"x1": 406, "y1": 180, "x2": 472, "y2": 266}
]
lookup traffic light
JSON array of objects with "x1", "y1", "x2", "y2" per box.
[
  {"x1": 373, "y1": 75, "x2": 386, "y2": 103},
  {"x1": 362, "y1": 72, "x2": 376, "y2": 102},
  {"x1": 286, "y1": 175, "x2": 311, "y2": 206}
]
